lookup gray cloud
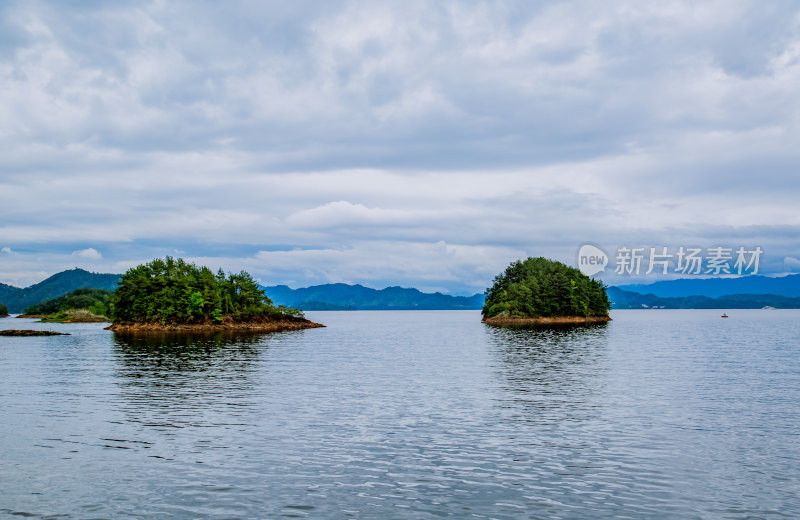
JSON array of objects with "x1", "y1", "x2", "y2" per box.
[{"x1": 1, "y1": 1, "x2": 799, "y2": 290}]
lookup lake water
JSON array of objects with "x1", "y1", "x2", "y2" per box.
[{"x1": 1, "y1": 310, "x2": 799, "y2": 519}]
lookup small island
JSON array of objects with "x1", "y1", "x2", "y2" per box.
[
  {"x1": 0, "y1": 329, "x2": 70, "y2": 336},
  {"x1": 106, "y1": 257, "x2": 323, "y2": 333},
  {"x1": 0, "y1": 303, "x2": 8, "y2": 318},
  {"x1": 482, "y1": 257, "x2": 611, "y2": 326}
]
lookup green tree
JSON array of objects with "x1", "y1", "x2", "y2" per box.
[
  {"x1": 88, "y1": 301, "x2": 107, "y2": 317},
  {"x1": 0, "y1": 302, "x2": 8, "y2": 316},
  {"x1": 483, "y1": 257, "x2": 610, "y2": 319},
  {"x1": 109, "y1": 257, "x2": 304, "y2": 324}
]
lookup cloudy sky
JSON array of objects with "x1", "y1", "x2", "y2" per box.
[{"x1": 1, "y1": 1, "x2": 799, "y2": 293}]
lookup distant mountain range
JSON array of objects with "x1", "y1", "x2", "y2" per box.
[
  {"x1": 3, "y1": 269, "x2": 800, "y2": 313},
  {"x1": 607, "y1": 286, "x2": 800, "y2": 309},
  {"x1": 616, "y1": 274, "x2": 800, "y2": 298},
  {"x1": 0, "y1": 269, "x2": 483, "y2": 313},
  {"x1": 262, "y1": 283, "x2": 485, "y2": 310},
  {"x1": 0, "y1": 269, "x2": 121, "y2": 313}
]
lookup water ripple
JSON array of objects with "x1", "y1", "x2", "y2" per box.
[{"x1": 1, "y1": 311, "x2": 799, "y2": 518}]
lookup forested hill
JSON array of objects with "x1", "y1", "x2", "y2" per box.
[
  {"x1": 607, "y1": 286, "x2": 800, "y2": 309},
  {"x1": 263, "y1": 283, "x2": 485, "y2": 310},
  {"x1": 0, "y1": 269, "x2": 121, "y2": 313},
  {"x1": 616, "y1": 274, "x2": 800, "y2": 298}
]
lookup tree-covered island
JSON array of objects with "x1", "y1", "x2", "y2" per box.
[
  {"x1": 106, "y1": 257, "x2": 323, "y2": 332},
  {"x1": 482, "y1": 257, "x2": 611, "y2": 325},
  {"x1": 0, "y1": 302, "x2": 9, "y2": 317}
]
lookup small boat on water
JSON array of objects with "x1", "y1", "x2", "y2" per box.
[{"x1": 721, "y1": 313, "x2": 728, "y2": 318}]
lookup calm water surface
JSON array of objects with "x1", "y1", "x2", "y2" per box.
[{"x1": 1, "y1": 310, "x2": 798, "y2": 519}]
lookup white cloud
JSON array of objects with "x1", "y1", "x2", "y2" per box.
[
  {"x1": 72, "y1": 248, "x2": 102, "y2": 260},
  {"x1": 285, "y1": 201, "x2": 436, "y2": 229},
  {"x1": 1, "y1": 247, "x2": 11, "y2": 254},
  {"x1": 784, "y1": 257, "x2": 800, "y2": 271}
]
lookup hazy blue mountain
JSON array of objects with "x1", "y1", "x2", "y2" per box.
[
  {"x1": 8, "y1": 268, "x2": 796, "y2": 315},
  {"x1": 607, "y1": 286, "x2": 800, "y2": 309},
  {"x1": 0, "y1": 283, "x2": 22, "y2": 310},
  {"x1": 0, "y1": 269, "x2": 121, "y2": 313},
  {"x1": 617, "y1": 274, "x2": 800, "y2": 298},
  {"x1": 263, "y1": 283, "x2": 485, "y2": 310},
  {"x1": 0, "y1": 269, "x2": 485, "y2": 314}
]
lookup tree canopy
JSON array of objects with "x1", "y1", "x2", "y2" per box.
[
  {"x1": 24, "y1": 287, "x2": 113, "y2": 317},
  {"x1": 110, "y1": 257, "x2": 303, "y2": 324},
  {"x1": 483, "y1": 257, "x2": 610, "y2": 319},
  {"x1": 0, "y1": 302, "x2": 8, "y2": 316}
]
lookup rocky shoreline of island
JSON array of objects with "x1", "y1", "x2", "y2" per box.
[
  {"x1": 106, "y1": 315, "x2": 323, "y2": 333},
  {"x1": 482, "y1": 315, "x2": 611, "y2": 326}
]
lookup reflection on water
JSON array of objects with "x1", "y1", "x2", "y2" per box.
[
  {"x1": 111, "y1": 332, "x2": 271, "y2": 430},
  {"x1": 487, "y1": 323, "x2": 610, "y2": 422},
  {"x1": 112, "y1": 331, "x2": 267, "y2": 371}
]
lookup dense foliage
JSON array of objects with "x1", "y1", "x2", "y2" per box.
[
  {"x1": 483, "y1": 257, "x2": 610, "y2": 319},
  {"x1": 110, "y1": 257, "x2": 303, "y2": 324},
  {"x1": 24, "y1": 287, "x2": 113, "y2": 316},
  {"x1": 0, "y1": 302, "x2": 8, "y2": 316}
]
